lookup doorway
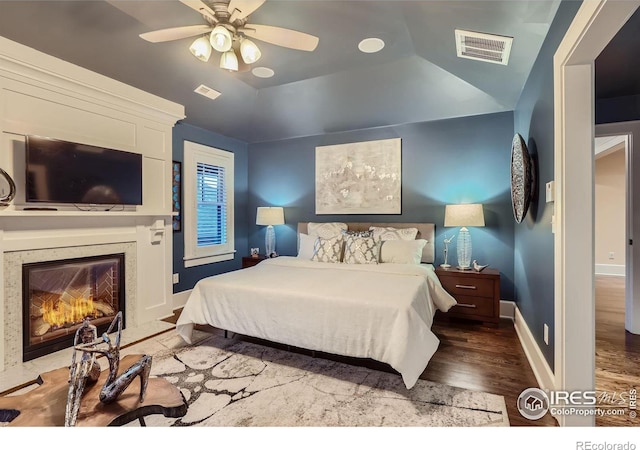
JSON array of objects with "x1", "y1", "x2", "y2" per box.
[{"x1": 553, "y1": 0, "x2": 640, "y2": 426}]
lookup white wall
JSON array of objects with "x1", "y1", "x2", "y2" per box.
[
  {"x1": 595, "y1": 147, "x2": 626, "y2": 274},
  {"x1": 0, "y1": 36, "x2": 185, "y2": 371}
]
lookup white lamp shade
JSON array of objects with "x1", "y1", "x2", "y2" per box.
[
  {"x1": 220, "y1": 50, "x2": 239, "y2": 71},
  {"x1": 189, "y1": 36, "x2": 212, "y2": 62},
  {"x1": 210, "y1": 25, "x2": 232, "y2": 52},
  {"x1": 256, "y1": 207, "x2": 285, "y2": 226},
  {"x1": 444, "y1": 204, "x2": 485, "y2": 227},
  {"x1": 240, "y1": 38, "x2": 262, "y2": 64}
]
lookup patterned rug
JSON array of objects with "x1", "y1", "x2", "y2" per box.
[{"x1": 141, "y1": 333, "x2": 509, "y2": 427}]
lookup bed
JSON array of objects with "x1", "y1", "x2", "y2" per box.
[{"x1": 176, "y1": 222, "x2": 457, "y2": 389}]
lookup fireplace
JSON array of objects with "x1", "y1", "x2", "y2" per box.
[{"x1": 22, "y1": 253, "x2": 125, "y2": 361}]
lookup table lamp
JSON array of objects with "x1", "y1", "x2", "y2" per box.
[
  {"x1": 256, "y1": 206, "x2": 285, "y2": 257},
  {"x1": 444, "y1": 204, "x2": 485, "y2": 270}
]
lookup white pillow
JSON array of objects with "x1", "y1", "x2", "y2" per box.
[
  {"x1": 297, "y1": 233, "x2": 316, "y2": 260},
  {"x1": 369, "y1": 226, "x2": 418, "y2": 241},
  {"x1": 379, "y1": 239, "x2": 427, "y2": 264},
  {"x1": 308, "y1": 222, "x2": 348, "y2": 239}
]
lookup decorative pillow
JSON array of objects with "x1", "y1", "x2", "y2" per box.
[
  {"x1": 342, "y1": 229, "x2": 373, "y2": 238},
  {"x1": 343, "y1": 234, "x2": 380, "y2": 265},
  {"x1": 308, "y1": 222, "x2": 348, "y2": 239},
  {"x1": 311, "y1": 235, "x2": 344, "y2": 263},
  {"x1": 369, "y1": 226, "x2": 419, "y2": 241},
  {"x1": 379, "y1": 239, "x2": 428, "y2": 264},
  {"x1": 297, "y1": 233, "x2": 316, "y2": 260}
]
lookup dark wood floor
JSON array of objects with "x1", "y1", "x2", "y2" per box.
[
  {"x1": 165, "y1": 310, "x2": 556, "y2": 426},
  {"x1": 595, "y1": 275, "x2": 640, "y2": 426}
]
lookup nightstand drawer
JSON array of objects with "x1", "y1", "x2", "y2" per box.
[
  {"x1": 439, "y1": 276, "x2": 494, "y2": 298},
  {"x1": 449, "y1": 295, "x2": 494, "y2": 317}
]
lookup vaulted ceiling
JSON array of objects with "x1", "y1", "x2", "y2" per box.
[{"x1": 0, "y1": 0, "x2": 565, "y2": 143}]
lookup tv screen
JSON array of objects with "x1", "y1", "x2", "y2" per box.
[{"x1": 25, "y1": 136, "x2": 143, "y2": 206}]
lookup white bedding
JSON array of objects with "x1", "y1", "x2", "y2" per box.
[{"x1": 176, "y1": 256, "x2": 457, "y2": 389}]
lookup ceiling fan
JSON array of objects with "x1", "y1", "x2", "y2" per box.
[{"x1": 139, "y1": 0, "x2": 319, "y2": 73}]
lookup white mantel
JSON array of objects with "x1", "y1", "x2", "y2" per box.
[{"x1": 0, "y1": 36, "x2": 185, "y2": 372}]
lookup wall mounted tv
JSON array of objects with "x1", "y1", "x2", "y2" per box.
[{"x1": 25, "y1": 136, "x2": 143, "y2": 206}]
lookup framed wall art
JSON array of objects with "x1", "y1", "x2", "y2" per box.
[
  {"x1": 315, "y1": 138, "x2": 401, "y2": 214},
  {"x1": 172, "y1": 161, "x2": 182, "y2": 231}
]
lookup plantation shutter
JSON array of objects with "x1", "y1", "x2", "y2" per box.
[
  {"x1": 196, "y1": 162, "x2": 227, "y2": 247},
  {"x1": 183, "y1": 141, "x2": 234, "y2": 267}
]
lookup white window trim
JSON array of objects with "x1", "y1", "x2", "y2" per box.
[{"x1": 183, "y1": 140, "x2": 235, "y2": 267}]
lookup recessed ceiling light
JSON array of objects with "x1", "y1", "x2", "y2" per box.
[
  {"x1": 252, "y1": 66, "x2": 275, "y2": 78},
  {"x1": 358, "y1": 38, "x2": 385, "y2": 54}
]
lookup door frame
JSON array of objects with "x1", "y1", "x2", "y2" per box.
[{"x1": 553, "y1": 0, "x2": 640, "y2": 427}]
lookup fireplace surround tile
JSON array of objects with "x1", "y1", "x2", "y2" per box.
[{"x1": 3, "y1": 242, "x2": 136, "y2": 369}]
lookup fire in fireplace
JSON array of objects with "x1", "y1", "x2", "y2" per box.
[{"x1": 22, "y1": 253, "x2": 125, "y2": 361}]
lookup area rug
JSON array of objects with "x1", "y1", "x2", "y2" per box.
[{"x1": 143, "y1": 334, "x2": 509, "y2": 427}]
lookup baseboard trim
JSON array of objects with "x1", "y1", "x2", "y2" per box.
[
  {"x1": 500, "y1": 300, "x2": 516, "y2": 320},
  {"x1": 173, "y1": 289, "x2": 193, "y2": 310},
  {"x1": 513, "y1": 306, "x2": 555, "y2": 392},
  {"x1": 595, "y1": 264, "x2": 625, "y2": 276}
]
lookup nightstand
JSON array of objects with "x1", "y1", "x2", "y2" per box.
[
  {"x1": 242, "y1": 255, "x2": 268, "y2": 268},
  {"x1": 435, "y1": 266, "x2": 500, "y2": 326}
]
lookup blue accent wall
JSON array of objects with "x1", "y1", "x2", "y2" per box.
[
  {"x1": 513, "y1": 0, "x2": 582, "y2": 370},
  {"x1": 248, "y1": 112, "x2": 516, "y2": 300},
  {"x1": 172, "y1": 122, "x2": 249, "y2": 293}
]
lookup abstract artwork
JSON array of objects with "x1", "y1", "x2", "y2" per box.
[
  {"x1": 172, "y1": 161, "x2": 181, "y2": 231},
  {"x1": 315, "y1": 138, "x2": 401, "y2": 214}
]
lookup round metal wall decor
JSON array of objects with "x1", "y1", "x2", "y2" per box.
[
  {"x1": 510, "y1": 133, "x2": 533, "y2": 223},
  {"x1": 0, "y1": 167, "x2": 16, "y2": 206}
]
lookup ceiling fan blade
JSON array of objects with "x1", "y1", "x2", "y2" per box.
[
  {"x1": 240, "y1": 24, "x2": 319, "y2": 52},
  {"x1": 179, "y1": 0, "x2": 218, "y2": 23},
  {"x1": 228, "y1": 0, "x2": 266, "y2": 22},
  {"x1": 139, "y1": 24, "x2": 213, "y2": 43}
]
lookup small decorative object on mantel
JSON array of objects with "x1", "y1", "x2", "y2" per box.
[
  {"x1": 251, "y1": 247, "x2": 260, "y2": 258},
  {"x1": 65, "y1": 312, "x2": 152, "y2": 427},
  {"x1": 441, "y1": 234, "x2": 455, "y2": 268},
  {"x1": 0, "y1": 167, "x2": 16, "y2": 206},
  {"x1": 510, "y1": 133, "x2": 535, "y2": 224},
  {"x1": 472, "y1": 260, "x2": 489, "y2": 272}
]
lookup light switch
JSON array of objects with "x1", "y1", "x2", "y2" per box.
[{"x1": 546, "y1": 181, "x2": 555, "y2": 203}]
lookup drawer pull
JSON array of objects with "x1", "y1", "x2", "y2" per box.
[
  {"x1": 455, "y1": 284, "x2": 477, "y2": 290},
  {"x1": 456, "y1": 303, "x2": 477, "y2": 309}
]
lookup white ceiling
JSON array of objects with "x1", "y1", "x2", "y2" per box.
[{"x1": 0, "y1": 0, "x2": 563, "y2": 143}]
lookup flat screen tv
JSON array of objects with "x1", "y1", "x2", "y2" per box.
[{"x1": 25, "y1": 136, "x2": 143, "y2": 206}]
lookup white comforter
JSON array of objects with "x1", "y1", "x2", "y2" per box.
[{"x1": 176, "y1": 256, "x2": 457, "y2": 389}]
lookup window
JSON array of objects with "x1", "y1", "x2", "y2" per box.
[{"x1": 183, "y1": 141, "x2": 234, "y2": 267}]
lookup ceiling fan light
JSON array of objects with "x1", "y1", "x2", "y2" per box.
[
  {"x1": 220, "y1": 50, "x2": 239, "y2": 71},
  {"x1": 210, "y1": 25, "x2": 232, "y2": 52},
  {"x1": 240, "y1": 38, "x2": 261, "y2": 64},
  {"x1": 189, "y1": 36, "x2": 212, "y2": 62}
]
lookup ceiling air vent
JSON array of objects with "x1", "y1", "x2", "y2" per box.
[
  {"x1": 194, "y1": 84, "x2": 221, "y2": 100},
  {"x1": 455, "y1": 29, "x2": 513, "y2": 66}
]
